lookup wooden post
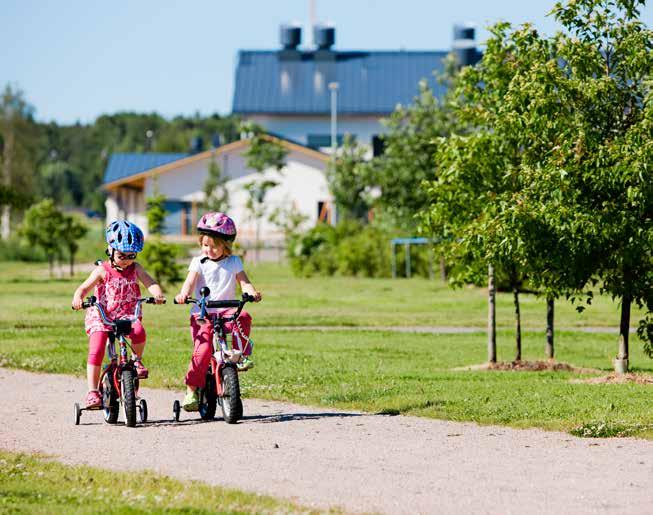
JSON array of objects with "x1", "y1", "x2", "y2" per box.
[
  {"x1": 546, "y1": 296, "x2": 554, "y2": 360},
  {"x1": 391, "y1": 242, "x2": 397, "y2": 278},
  {"x1": 488, "y1": 264, "x2": 497, "y2": 363},
  {"x1": 405, "y1": 243, "x2": 411, "y2": 278}
]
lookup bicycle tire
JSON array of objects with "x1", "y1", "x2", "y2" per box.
[
  {"x1": 121, "y1": 368, "x2": 137, "y2": 427},
  {"x1": 102, "y1": 372, "x2": 119, "y2": 424},
  {"x1": 199, "y1": 373, "x2": 217, "y2": 420},
  {"x1": 220, "y1": 365, "x2": 242, "y2": 424}
]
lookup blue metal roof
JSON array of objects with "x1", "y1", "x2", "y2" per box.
[
  {"x1": 232, "y1": 50, "x2": 449, "y2": 115},
  {"x1": 104, "y1": 153, "x2": 189, "y2": 184}
]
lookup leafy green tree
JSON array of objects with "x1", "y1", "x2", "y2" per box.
[
  {"x1": 140, "y1": 192, "x2": 181, "y2": 289},
  {"x1": 241, "y1": 123, "x2": 287, "y2": 173},
  {"x1": 243, "y1": 178, "x2": 279, "y2": 262},
  {"x1": 371, "y1": 65, "x2": 459, "y2": 231},
  {"x1": 146, "y1": 193, "x2": 167, "y2": 235},
  {"x1": 1, "y1": 84, "x2": 39, "y2": 239},
  {"x1": 491, "y1": 0, "x2": 653, "y2": 370},
  {"x1": 60, "y1": 214, "x2": 88, "y2": 276},
  {"x1": 19, "y1": 199, "x2": 65, "y2": 277},
  {"x1": 203, "y1": 156, "x2": 229, "y2": 213},
  {"x1": 328, "y1": 135, "x2": 371, "y2": 222}
]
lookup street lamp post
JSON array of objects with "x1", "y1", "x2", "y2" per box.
[{"x1": 328, "y1": 81, "x2": 339, "y2": 224}]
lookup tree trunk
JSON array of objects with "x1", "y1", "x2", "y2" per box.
[
  {"x1": 616, "y1": 294, "x2": 631, "y2": 373},
  {"x1": 1, "y1": 120, "x2": 14, "y2": 240},
  {"x1": 69, "y1": 252, "x2": 75, "y2": 277},
  {"x1": 546, "y1": 296, "x2": 554, "y2": 360},
  {"x1": 513, "y1": 286, "x2": 522, "y2": 362},
  {"x1": 487, "y1": 264, "x2": 496, "y2": 363},
  {"x1": 48, "y1": 256, "x2": 54, "y2": 278},
  {"x1": 440, "y1": 256, "x2": 447, "y2": 281}
]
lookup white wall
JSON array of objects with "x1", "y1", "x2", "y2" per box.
[{"x1": 127, "y1": 146, "x2": 331, "y2": 243}]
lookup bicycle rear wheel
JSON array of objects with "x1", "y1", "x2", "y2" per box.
[
  {"x1": 199, "y1": 373, "x2": 217, "y2": 421},
  {"x1": 102, "y1": 372, "x2": 119, "y2": 424}
]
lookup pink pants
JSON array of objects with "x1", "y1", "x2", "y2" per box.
[
  {"x1": 87, "y1": 321, "x2": 146, "y2": 366},
  {"x1": 185, "y1": 310, "x2": 252, "y2": 389}
]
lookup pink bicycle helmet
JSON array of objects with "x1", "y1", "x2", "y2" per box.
[{"x1": 197, "y1": 212, "x2": 237, "y2": 241}]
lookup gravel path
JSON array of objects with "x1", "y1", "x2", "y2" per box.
[{"x1": 1, "y1": 368, "x2": 652, "y2": 514}]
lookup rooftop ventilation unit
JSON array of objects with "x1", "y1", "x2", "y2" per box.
[
  {"x1": 279, "y1": 24, "x2": 302, "y2": 61},
  {"x1": 314, "y1": 24, "x2": 335, "y2": 50},
  {"x1": 453, "y1": 23, "x2": 480, "y2": 68}
]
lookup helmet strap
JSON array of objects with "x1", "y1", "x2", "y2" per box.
[{"x1": 108, "y1": 248, "x2": 124, "y2": 272}]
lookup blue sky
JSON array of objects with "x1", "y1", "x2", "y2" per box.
[{"x1": 2, "y1": 0, "x2": 651, "y2": 124}]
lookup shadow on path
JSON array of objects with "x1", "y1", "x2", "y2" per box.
[{"x1": 242, "y1": 411, "x2": 364, "y2": 424}]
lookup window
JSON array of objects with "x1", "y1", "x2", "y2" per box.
[
  {"x1": 307, "y1": 134, "x2": 345, "y2": 150},
  {"x1": 372, "y1": 135, "x2": 385, "y2": 157}
]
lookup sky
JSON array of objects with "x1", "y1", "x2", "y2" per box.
[{"x1": 2, "y1": 0, "x2": 652, "y2": 125}]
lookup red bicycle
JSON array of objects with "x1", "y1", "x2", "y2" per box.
[
  {"x1": 173, "y1": 287, "x2": 254, "y2": 424},
  {"x1": 74, "y1": 295, "x2": 163, "y2": 427}
]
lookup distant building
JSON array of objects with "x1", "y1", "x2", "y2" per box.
[
  {"x1": 103, "y1": 24, "x2": 479, "y2": 241},
  {"x1": 103, "y1": 137, "x2": 330, "y2": 245},
  {"x1": 232, "y1": 24, "x2": 480, "y2": 154}
]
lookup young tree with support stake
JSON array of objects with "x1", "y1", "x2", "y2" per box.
[{"x1": 496, "y1": 0, "x2": 653, "y2": 372}]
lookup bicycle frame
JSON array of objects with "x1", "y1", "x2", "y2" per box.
[{"x1": 85, "y1": 297, "x2": 151, "y2": 396}]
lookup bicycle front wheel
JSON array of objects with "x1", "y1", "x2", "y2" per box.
[
  {"x1": 121, "y1": 369, "x2": 137, "y2": 427},
  {"x1": 220, "y1": 365, "x2": 242, "y2": 424}
]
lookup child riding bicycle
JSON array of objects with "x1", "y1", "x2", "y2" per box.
[
  {"x1": 72, "y1": 220, "x2": 165, "y2": 409},
  {"x1": 174, "y1": 212, "x2": 261, "y2": 412}
]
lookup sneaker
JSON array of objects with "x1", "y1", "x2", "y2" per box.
[
  {"x1": 134, "y1": 359, "x2": 149, "y2": 379},
  {"x1": 237, "y1": 356, "x2": 254, "y2": 371},
  {"x1": 182, "y1": 390, "x2": 199, "y2": 412},
  {"x1": 85, "y1": 390, "x2": 102, "y2": 409}
]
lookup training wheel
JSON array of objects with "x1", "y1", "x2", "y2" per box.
[
  {"x1": 139, "y1": 399, "x2": 148, "y2": 424},
  {"x1": 172, "y1": 400, "x2": 181, "y2": 422},
  {"x1": 74, "y1": 403, "x2": 81, "y2": 425}
]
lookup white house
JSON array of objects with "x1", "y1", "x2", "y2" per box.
[
  {"x1": 102, "y1": 24, "x2": 480, "y2": 242},
  {"x1": 103, "y1": 137, "x2": 331, "y2": 244}
]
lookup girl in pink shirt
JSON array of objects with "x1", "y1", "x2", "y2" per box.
[{"x1": 72, "y1": 220, "x2": 165, "y2": 408}]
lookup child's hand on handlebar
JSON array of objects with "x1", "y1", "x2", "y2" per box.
[
  {"x1": 175, "y1": 293, "x2": 189, "y2": 304},
  {"x1": 154, "y1": 295, "x2": 166, "y2": 304},
  {"x1": 72, "y1": 294, "x2": 84, "y2": 310},
  {"x1": 246, "y1": 290, "x2": 262, "y2": 302}
]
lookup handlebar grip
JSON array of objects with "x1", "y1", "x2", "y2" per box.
[
  {"x1": 145, "y1": 297, "x2": 155, "y2": 304},
  {"x1": 242, "y1": 293, "x2": 256, "y2": 302},
  {"x1": 80, "y1": 295, "x2": 97, "y2": 309}
]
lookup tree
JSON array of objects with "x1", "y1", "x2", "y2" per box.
[
  {"x1": 371, "y1": 66, "x2": 460, "y2": 231},
  {"x1": 60, "y1": 214, "x2": 88, "y2": 276},
  {"x1": 243, "y1": 178, "x2": 279, "y2": 263},
  {"x1": 494, "y1": 0, "x2": 653, "y2": 371},
  {"x1": 328, "y1": 135, "x2": 371, "y2": 222},
  {"x1": 202, "y1": 156, "x2": 229, "y2": 213},
  {"x1": 146, "y1": 193, "x2": 167, "y2": 235},
  {"x1": 1, "y1": 84, "x2": 38, "y2": 239},
  {"x1": 240, "y1": 124, "x2": 288, "y2": 261},
  {"x1": 241, "y1": 123, "x2": 287, "y2": 174},
  {"x1": 19, "y1": 200, "x2": 65, "y2": 277}
]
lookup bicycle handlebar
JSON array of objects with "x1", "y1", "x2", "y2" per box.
[
  {"x1": 76, "y1": 296, "x2": 163, "y2": 326},
  {"x1": 173, "y1": 288, "x2": 254, "y2": 322}
]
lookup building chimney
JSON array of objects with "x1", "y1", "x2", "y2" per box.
[
  {"x1": 453, "y1": 23, "x2": 480, "y2": 68},
  {"x1": 279, "y1": 24, "x2": 302, "y2": 61},
  {"x1": 314, "y1": 24, "x2": 335, "y2": 61}
]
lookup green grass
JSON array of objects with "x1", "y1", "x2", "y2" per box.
[
  {"x1": 0, "y1": 261, "x2": 651, "y2": 438},
  {"x1": 0, "y1": 450, "x2": 331, "y2": 514}
]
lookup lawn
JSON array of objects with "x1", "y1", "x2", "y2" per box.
[
  {"x1": 0, "y1": 450, "x2": 330, "y2": 514},
  {"x1": 0, "y1": 261, "x2": 651, "y2": 438}
]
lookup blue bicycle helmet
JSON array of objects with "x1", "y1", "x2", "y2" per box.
[{"x1": 105, "y1": 220, "x2": 144, "y2": 253}]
